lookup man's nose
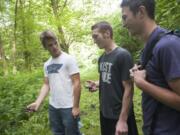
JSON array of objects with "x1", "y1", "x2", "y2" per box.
[
  {"x1": 93, "y1": 39, "x2": 97, "y2": 44},
  {"x1": 52, "y1": 43, "x2": 57, "y2": 48},
  {"x1": 122, "y1": 21, "x2": 127, "y2": 28},
  {"x1": 92, "y1": 38, "x2": 96, "y2": 43}
]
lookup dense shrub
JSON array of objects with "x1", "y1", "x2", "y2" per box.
[{"x1": 0, "y1": 68, "x2": 143, "y2": 135}]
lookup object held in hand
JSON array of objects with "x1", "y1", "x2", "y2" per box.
[
  {"x1": 25, "y1": 108, "x2": 36, "y2": 112},
  {"x1": 85, "y1": 82, "x2": 97, "y2": 92},
  {"x1": 85, "y1": 85, "x2": 93, "y2": 91}
]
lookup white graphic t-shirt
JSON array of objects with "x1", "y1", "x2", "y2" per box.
[{"x1": 44, "y1": 52, "x2": 79, "y2": 108}]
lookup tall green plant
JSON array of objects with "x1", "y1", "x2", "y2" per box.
[{"x1": 156, "y1": 0, "x2": 180, "y2": 29}]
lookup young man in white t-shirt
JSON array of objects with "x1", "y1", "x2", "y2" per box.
[{"x1": 27, "y1": 30, "x2": 82, "y2": 135}]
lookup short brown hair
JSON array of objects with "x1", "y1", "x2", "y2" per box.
[
  {"x1": 91, "y1": 21, "x2": 113, "y2": 39},
  {"x1": 40, "y1": 30, "x2": 57, "y2": 49},
  {"x1": 120, "y1": 0, "x2": 155, "y2": 20}
]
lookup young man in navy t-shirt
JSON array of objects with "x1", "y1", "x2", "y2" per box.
[{"x1": 120, "y1": 0, "x2": 180, "y2": 135}]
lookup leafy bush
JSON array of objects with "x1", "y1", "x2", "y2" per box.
[
  {"x1": 0, "y1": 67, "x2": 143, "y2": 135},
  {"x1": 0, "y1": 69, "x2": 47, "y2": 134}
]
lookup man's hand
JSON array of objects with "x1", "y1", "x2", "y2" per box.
[
  {"x1": 26, "y1": 102, "x2": 40, "y2": 112},
  {"x1": 72, "y1": 107, "x2": 80, "y2": 118},
  {"x1": 130, "y1": 64, "x2": 146, "y2": 87},
  {"x1": 133, "y1": 69, "x2": 146, "y2": 87},
  {"x1": 130, "y1": 64, "x2": 142, "y2": 78},
  {"x1": 26, "y1": 78, "x2": 50, "y2": 113},
  {"x1": 115, "y1": 119, "x2": 128, "y2": 135},
  {"x1": 86, "y1": 80, "x2": 98, "y2": 92}
]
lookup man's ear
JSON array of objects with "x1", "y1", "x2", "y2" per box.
[
  {"x1": 104, "y1": 30, "x2": 110, "y2": 39},
  {"x1": 43, "y1": 45, "x2": 47, "y2": 50},
  {"x1": 137, "y1": 5, "x2": 147, "y2": 19}
]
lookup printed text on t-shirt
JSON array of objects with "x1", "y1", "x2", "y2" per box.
[{"x1": 100, "y1": 62, "x2": 112, "y2": 84}]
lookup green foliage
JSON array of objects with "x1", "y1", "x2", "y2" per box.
[
  {"x1": 0, "y1": 66, "x2": 144, "y2": 135},
  {"x1": 0, "y1": 0, "x2": 5, "y2": 12},
  {"x1": 0, "y1": 67, "x2": 100, "y2": 135},
  {"x1": 133, "y1": 88, "x2": 143, "y2": 135},
  {"x1": 1, "y1": 1, "x2": 180, "y2": 134},
  {"x1": 1, "y1": 0, "x2": 180, "y2": 75},
  {"x1": 0, "y1": 70, "x2": 44, "y2": 134},
  {"x1": 80, "y1": 68, "x2": 100, "y2": 134},
  {"x1": 156, "y1": 0, "x2": 180, "y2": 29},
  {"x1": 14, "y1": 111, "x2": 51, "y2": 135}
]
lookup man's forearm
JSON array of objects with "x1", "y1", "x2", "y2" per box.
[
  {"x1": 71, "y1": 73, "x2": 81, "y2": 108},
  {"x1": 73, "y1": 82, "x2": 81, "y2": 108},
  {"x1": 35, "y1": 83, "x2": 49, "y2": 106},
  {"x1": 119, "y1": 80, "x2": 133, "y2": 121},
  {"x1": 137, "y1": 79, "x2": 180, "y2": 111}
]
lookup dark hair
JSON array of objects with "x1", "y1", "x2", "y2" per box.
[
  {"x1": 120, "y1": 0, "x2": 155, "y2": 20},
  {"x1": 91, "y1": 21, "x2": 113, "y2": 39},
  {"x1": 40, "y1": 30, "x2": 57, "y2": 49}
]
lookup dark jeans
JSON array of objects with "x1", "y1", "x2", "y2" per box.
[
  {"x1": 49, "y1": 105, "x2": 81, "y2": 135},
  {"x1": 100, "y1": 112, "x2": 138, "y2": 135}
]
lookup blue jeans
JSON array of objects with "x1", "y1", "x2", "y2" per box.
[{"x1": 49, "y1": 105, "x2": 82, "y2": 135}]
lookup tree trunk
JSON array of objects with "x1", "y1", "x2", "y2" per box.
[
  {"x1": 12, "y1": 0, "x2": 18, "y2": 74},
  {"x1": 51, "y1": 0, "x2": 69, "y2": 53},
  {"x1": 0, "y1": 35, "x2": 8, "y2": 76},
  {"x1": 19, "y1": 0, "x2": 31, "y2": 71}
]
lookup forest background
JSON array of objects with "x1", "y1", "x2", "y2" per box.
[{"x1": 0, "y1": 0, "x2": 179, "y2": 135}]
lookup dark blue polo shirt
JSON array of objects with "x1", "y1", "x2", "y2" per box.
[{"x1": 141, "y1": 26, "x2": 180, "y2": 135}]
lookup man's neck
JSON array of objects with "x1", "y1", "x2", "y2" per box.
[
  {"x1": 140, "y1": 19, "x2": 157, "y2": 44},
  {"x1": 105, "y1": 41, "x2": 117, "y2": 54},
  {"x1": 52, "y1": 50, "x2": 62, "y2": 58}
]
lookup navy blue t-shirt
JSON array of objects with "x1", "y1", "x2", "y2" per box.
[{"x1": 141, "y1": 26, "x2": 180, "y2": 135}]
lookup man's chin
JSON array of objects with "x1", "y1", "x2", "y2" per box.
[
  {"x1": 97, "y1": 45, "x2": 104, "y2": 49},
  {"x1": 128, "y1": 31, "x2": 138, "y2": 37},
  {"x1": 128, "y1": 30, "x2": 133, "y2": 35},
  {"x1": 52, "y1": 52, "x2": 61, "y2": 58}
]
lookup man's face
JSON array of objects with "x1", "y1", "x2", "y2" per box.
[
  {"x1": 121, "y1": 6, "x2": 142, "y2": 36},
  {"x1": 45, "y1": 39, "x2": 61, "y2": 58},
  {"x1": 92, "y1": 28, "x2": 107, "y2": 49}
]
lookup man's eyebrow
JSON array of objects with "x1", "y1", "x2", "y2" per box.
[
  {"x1": 122, "y1": 15, "x2": 127, "y2": 20},
  {"x1": 92, "y1": 34, "x2": 98, "y2": 37}
]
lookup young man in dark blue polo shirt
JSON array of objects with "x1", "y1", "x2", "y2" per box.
[{"x1": 120, "y1": 0, "x2": 180, "y2": 135}]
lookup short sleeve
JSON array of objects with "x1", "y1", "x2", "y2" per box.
[
  {"x1": 118, "y1": 50, "x2": 133, "y2": 81},
  {"x1": 44, "y1": 63, "x2": 48, "y2": 77},
  {"x1": 98, "y1": 55, "x2": 103, "y2": 73},
  {"x1": 158, "y1": 36, "x2": 180, "y2": 81},
  {"x1": 67, "y1": 56, "x2": 79, "y2": 75}
]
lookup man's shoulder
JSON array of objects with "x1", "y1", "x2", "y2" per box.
[
  {"x1": 153, "y1": 27, "x2": 180, "y2": 48},
  {"x1": 116, "y1": 47, "x2": 130, "y2": 53},
  {"x1": 44, "y1": 57, "x2": 52, "y2": 66},
  {"x1": 155, "y1": 34, "x2": 180, "y2": 51},
  {"x1": 115, "y1": 47, "x2": 131, "y2": 59},
  {"x1": 62, "y1": 52, "x2": 76, "y2": 60}
]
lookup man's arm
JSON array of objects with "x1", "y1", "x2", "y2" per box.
[
  {"x1": 133, "y1": 69, "x2": 180, "y2": 111},
  {"x1": 71, "y1": 73, "x2": 81, "y2": 118},
  {"x1": 116, "y1": 79, "x2": 133, "y2": 135},
  {"x1": 27, "y1": 77, "x2": 50, "y2": 111}
]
